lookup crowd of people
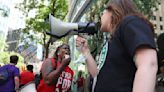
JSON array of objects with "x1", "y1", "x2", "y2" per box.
[
  {"x1": 0, "y1": 44, "x2": 75, "y2": 92},
  {"x1": 0, "y1": 43, "x2": 87, "y2": 92},
  {"x1": 0, "y1": 0, "x2": 164, "y2": 92}
]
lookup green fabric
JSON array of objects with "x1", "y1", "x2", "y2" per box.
[{"x1": 97, "y1": 42, "x2": 108, "y2": 70}]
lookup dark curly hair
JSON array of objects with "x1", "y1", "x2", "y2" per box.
[
  {"x1": 53, "y1": 44, "x2": 70, "y2": 60},
  {"x1": 10, "y1": 55, "x2": 19, "y2": 64}
]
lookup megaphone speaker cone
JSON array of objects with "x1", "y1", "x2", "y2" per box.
[
  {"x1": 49, "y1": 14, "x2": 78, "y2": 37},
  {"x1": 48, "y1": 14, "x2": 98, "y2": 38}
]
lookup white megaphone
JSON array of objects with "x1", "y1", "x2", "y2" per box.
[{"x1": 46, "y1": 14, "x2": 97, "y2": 38}]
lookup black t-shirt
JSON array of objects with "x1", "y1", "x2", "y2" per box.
[{"x1": 95, "y1": 16, "x2": 156, "y2": 92}]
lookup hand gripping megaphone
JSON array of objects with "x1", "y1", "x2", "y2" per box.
[{"x1": 46, "y1": 14, "x2": 97, "y2": 38}]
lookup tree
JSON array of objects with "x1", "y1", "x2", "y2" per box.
[
  {"x1": 0, "y1": 7, "x2": 9, "y2": 52},
  {"x1": 16, "y1": 0, "x2": 68, "y2": 59},
  {"x1": 134, "y1": 0, "x2": 159, "y2": 18},
  {"x1": 0, "y1": 8, "x2": 9, "y2": 17},
  {"x1": 0, "y1": 52, "x2": 24, "y2": 65},
  {"x1": 0, "y1": 52, "x2": 25, "y2": 71},
  {"x1": 0, "y1": 33, "x2": 8, "y2": 52}
]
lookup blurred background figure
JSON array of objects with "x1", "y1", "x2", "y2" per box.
[
  {"x1": 0, "y1": 55, "x2": 20, "y2": 92},
  {"x1": 20, "y1": 65, "x2": 35, "y2": 88},
  {"x1": 76, "y1": 71, "x2": 85, "y2": 92},
  {"x1": 156, "y1": 62, "x2": 164, "y2": 92},
  {"x1": 37, "y1": 44, "x2": 74, "y2": 92},
  {"x1": 157, "y1": 33, "x2": 164, "y2": 74}
]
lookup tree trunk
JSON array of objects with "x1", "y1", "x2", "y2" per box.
[{"x1": 45, "y1": 37, "x2": 51, "y2": 58}]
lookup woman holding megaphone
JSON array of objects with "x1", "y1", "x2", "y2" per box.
[{"x1": 76, "y1": 0, "x2": 157, "y2": 92}]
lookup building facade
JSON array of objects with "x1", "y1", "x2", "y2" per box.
[
  {"x1": 151, "y1": 0, "x2": 164, "y2": 35},
  {"x1": 0, "y1": 0, "x2": 11, "y2": 52},
  {"x1": 0, "y1": 0, "x2": 25, "y2": 52},
  {"x1": 6, "y1": 28, "x2": 21, "y2": 52}
]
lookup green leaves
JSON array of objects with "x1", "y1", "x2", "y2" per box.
[
  {"x1": 0, "y1": 52, "x2": 24, "y2": 65},
  {"x1": 17, "y1": 0, "x2": 68, "y2": 44},
  {"x1": 0, "y1": 34, "x2": 8, "y2": 52},
  {"x1": 134, "y1": 0, "x2": 159, "y2": 18},
  {"x1": 0, "y1": 7, "x2": 9, "y2": 17},
  {"x1": 16, "y1": 0, "x2": 69, "y2": 58}
]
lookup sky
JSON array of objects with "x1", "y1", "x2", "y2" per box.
[
  {"x1": 0, "y1": 0, "x2": 25, "y2": 30},
  {"x1": 8, "y1": 0, "x2": 25, "y2": 29},
  {"x1": 0, "y1": 0, "x2": 43, "y2": 59},
  {"x1": 7, "y1": 0, "x2": 44, "y2": 29}
]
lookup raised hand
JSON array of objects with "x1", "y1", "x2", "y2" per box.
[{"x1": 76, "y1": 36, "x2": 90, "y2": 55}]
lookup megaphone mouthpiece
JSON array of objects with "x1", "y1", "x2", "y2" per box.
[{"x1": 77, "y1": 22, "x2": 97, "y2": 35}]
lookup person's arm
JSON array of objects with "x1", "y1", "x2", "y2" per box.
[
  {"x1": 42, "y1": 57, "x2": 71, "y2": 86},
  {"x1": 14, "y1": 76, "x2": 19, "y2": 92},
  {"x1": 133, "y1": 46, "x2": 158, "y2": 92},
  {"x1": 83, "y1": 52, "x2": 98, "y2": 77},
  {"x1": 76, "y1": 36, "x2": 98, "y2": 77}
]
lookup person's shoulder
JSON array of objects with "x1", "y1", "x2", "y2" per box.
[
  {"x1": 123, "y1": 15, "x2": 139, "y2": 20},
  {"x1": 42, "y1": 58, "x2": 53, "y2": 65},
  {"x1": 7, "y1": 64, "x2": 19, "y2": 70},
  {"x1": 66, "y1": 66, "x2": 74, "y2": 75},
  {"x1": 121, "y1": 15, "x2": 141, "y2": 26},
  {"x1": 66, "y1": 66, "x2": 72, "y2": 71},
  {"x1": 20, "y1": 71, "x2": 26, "y2": 76},
  {"x1": 45, "y1": 58, "x2": 56, "y2": 62},
  {"x1": 10, "y1": 65, "x2": 19, "y2": 73},
  {"x1": 119, "y1": 15, "x2": 150, "y2": 31},
  {"x1": 14, "y1": 66, "x2": 19, "y2": 70},
  {"x1": 26, "y1": 71, "x2": 35, "y2": 76},
  {"x1": 2, "y1": 64, "x2": 10, "y2": 67}
]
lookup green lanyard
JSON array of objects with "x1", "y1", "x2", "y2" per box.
[{"x1": 97, "y1": 42, "x2": 108, "y2": 70}]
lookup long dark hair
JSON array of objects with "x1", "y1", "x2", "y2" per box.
[{"x1": 106, "y1": 0, "x2": 154, "y2": 33}]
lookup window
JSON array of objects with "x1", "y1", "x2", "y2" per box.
[
  {"x1": 160, "y1": 25, "x2": 163, "y2": 30},
  {"x1": 160, "y1": 17, "x2": 163, "y2": 21},
  {"x1": 152, "y1": 16, "x2": 156, "y2": 20},
  {"x1": 154, "y1": 24, "x2": 157, "y2": 29}
]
